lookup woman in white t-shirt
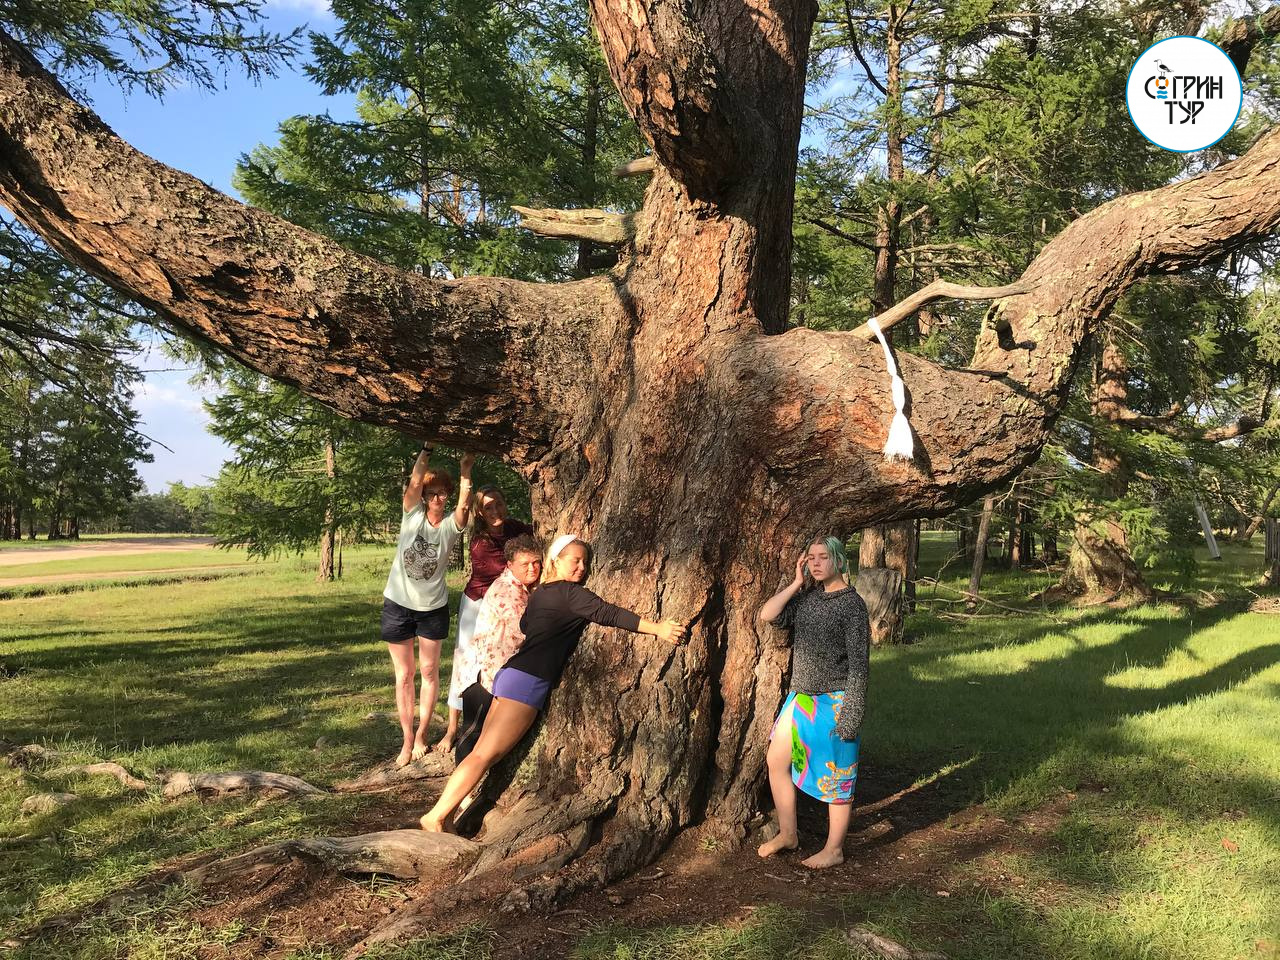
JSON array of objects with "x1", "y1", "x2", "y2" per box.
[{"x1": 381, "y1": 445, "x2": 474, "y2": 767}]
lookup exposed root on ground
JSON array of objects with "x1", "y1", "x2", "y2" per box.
[
  {"x1": 846, "y1": 927, "x2": 948, "y2": 960},
  {"x1": 48, "y1": 762, "x2": 149, "y2": 791},
  {"x1": 183, "y1": 829, "x2": 480, "y2": 888},
  {"x1": 162, "y1": 770, "x2": 327, "y2": 799},
  {"x1": 334, "y1": 753, "x2": 453, "y2": 792}
]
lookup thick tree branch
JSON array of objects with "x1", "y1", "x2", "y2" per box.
[
  {"x1": 1218, "y1": 5, "x2": 1280, "y2": 76},
  {"x1": 1113, "y1": 406, "x2": 1266, "y2": 443},
  {"x1": 587, "y1": 0, "x2": 742, "y2": 195},
  {"x1": 0, "y1": 29, "x2": 602, "y2": 461},
  {"x1": 740, "y1": 126, "x2": 1280, "y2": 527}
]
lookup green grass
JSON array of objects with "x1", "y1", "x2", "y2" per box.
[
  {"x1": 0, "y1": 551, "x2": 465, "y2": 952},
  {"x1": 2, "y1": 536, "x2": 1277, "y2": 959}
]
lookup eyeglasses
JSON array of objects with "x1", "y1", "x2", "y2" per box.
[{"x1": 426, "y1": 491, "x2": 449, "y2": 500}]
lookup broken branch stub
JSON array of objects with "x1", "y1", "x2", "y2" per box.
[{"x1": 511, "y1": 205, "x2": 635, "y2": 245}]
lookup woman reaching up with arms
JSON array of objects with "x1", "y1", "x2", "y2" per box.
[
  {"x1": 420, "y1": 533, "x2": 687, "y2": 832},
  {"x1": 757, "y1": 536, "x2": 870, "y2": 869},
  {"x1": 380, "y1": 446, "x2": 474, "y2": 767}
]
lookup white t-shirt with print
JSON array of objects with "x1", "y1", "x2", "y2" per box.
[{"x1": 383, "y1": 504, "x2": 463, "y2": 612}]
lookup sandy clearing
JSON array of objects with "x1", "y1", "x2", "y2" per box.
[
  {"x1": 0, "y1": 563, "x2": 254, "y2": 588},
  {"x1": 0, "y1": 537, "x2": 218, "y2": 568}
]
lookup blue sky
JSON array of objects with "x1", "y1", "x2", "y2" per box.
[{"x1": 83, "y1": 0, "x2": 351, "y2": 491}]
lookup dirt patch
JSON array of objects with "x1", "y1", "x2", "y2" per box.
[
  {"x1": 0, "y1": 563, "x2": 253, "y2": 588},
  {"x1": 22, "y1": 773, "x2": 1074, "y2": 958},
  {"x1": 0, "y1": 537, "x2": 216, "y2": 568}
]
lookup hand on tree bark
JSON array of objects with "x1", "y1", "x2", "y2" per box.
[{"x1": 656, "y1": 619, "x2": 689, "y2": 645}]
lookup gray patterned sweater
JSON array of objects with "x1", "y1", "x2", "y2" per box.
[{"x1": 774, "y1": 586, "x2": 870, "y2": 741}]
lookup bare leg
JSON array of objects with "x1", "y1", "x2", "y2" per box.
[
  {"x1": 421, "y1": 697, "x2": 538, "y2": 831},
  {"x1": 386, "y1": 641, "x2": 416, "y2": 767},
  {"x1": 437, "y1": 706, "x2": 460, "y2": 754},
  {"x1": 802, "y1": 801, "x2": 852, "y2": 869},
  {"x1": 412, "y1": 636, "x2": 442, "y2": 759},
  {"x1": 758, "y1": 703, "x2": 800, "y2": 857}
]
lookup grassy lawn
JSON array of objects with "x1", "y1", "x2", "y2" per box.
[{"x1": 1, "y1": 537, "x2": 1277, "y2": 959}]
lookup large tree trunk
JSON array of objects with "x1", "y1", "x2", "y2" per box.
[
  {"x1": 6, "y1": 6, "x2": 1280, "y2": 936},
  {"x1": 1237, "y1": 482, "x2": 1280, "y2": 542},
  {"x1": 1062, "y1": 332, "x2": 1155, "y2": 602},
  {"x1": 318, "y1": 431, "x2": 338, "y2": 582},
  {"x1": 858, "y1": 520, "x2": 915, "y2": 642},
  {"x1": 966, "y1": 495, "x2": 996, "y2": 611},
  {"x1": 1265, "y1": 518, "x2": 1280, "y2": 587}
]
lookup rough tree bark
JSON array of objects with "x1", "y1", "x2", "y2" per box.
[
  {"x1": 1061, "y1": 331, "x2": 1156, "y2": 601},
  {"x1": 7, "y1": 1, "x2": 1280, "y2": 937},
  {"x1": 966, "y1": 495, "x2": 996, "y2": 612},
  {"x1": 318, "y1": 430, "x2": 338, "y2": 582}
]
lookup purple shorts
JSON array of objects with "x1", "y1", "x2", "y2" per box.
[{"x1": 491, "y1": 667, "x2": 551, "y2": 710}]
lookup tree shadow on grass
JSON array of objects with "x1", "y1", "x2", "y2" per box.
[{"x1": 1, "y1": 588, "x2": 464, "y2": 774}]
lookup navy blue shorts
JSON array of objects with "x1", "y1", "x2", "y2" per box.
[{"x1": 381, "y1": 598, "x2": 449, "y2": 643}]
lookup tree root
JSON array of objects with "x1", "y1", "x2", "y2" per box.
[
  {"x1": 20, "y1": 792, "x2": 76, "y2": 815},
  {"x1": 349, "y1": 783, "x2": 678, "y2": 957},
  {"x1": 48, "y1": 762, "x2": 149, "y2": 792},
  {"x1": 333, "y1": 753, "x2": 452, "y2": 792},
  {"x1": 182, "y1": 829, "x2": 480, "y2": 889},
  {"x1": 845, "y1": 927, "x2": 947, "y2": 960},
  {"x1": 162, "y1": 770, "x2": 327, "y2": 799}
]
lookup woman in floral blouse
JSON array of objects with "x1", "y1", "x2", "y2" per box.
[{"x1": 449, "y1": 533, "x2": 543, "y2": 762}]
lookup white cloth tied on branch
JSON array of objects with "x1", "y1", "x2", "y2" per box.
[{"x1": 866, "y1": 316, "x2": 915, "y2": 462}]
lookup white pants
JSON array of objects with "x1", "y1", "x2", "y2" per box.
[{"x1": 447, "y1": 592, "x2": 482, "y2": 710}]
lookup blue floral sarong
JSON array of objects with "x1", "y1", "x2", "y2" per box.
[{"x1": 771, "y1": 691, "x2": 860, "y2": 804}]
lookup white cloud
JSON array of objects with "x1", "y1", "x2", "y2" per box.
[
  {"x1": 135, "y1": 381, "x2": 209, "y2": 416},
  {"x1": 265, "y1": 0, "x2": 333, "y2": 16}
]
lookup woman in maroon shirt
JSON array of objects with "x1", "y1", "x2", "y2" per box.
[{"x1": 437, "y1": 485, "x2": 532, "y2": 753}]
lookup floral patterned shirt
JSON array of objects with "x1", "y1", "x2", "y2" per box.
[{"x1": 462, "y1": 567, "x2": 532, "y2": 692}]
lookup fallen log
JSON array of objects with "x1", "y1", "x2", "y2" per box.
[
  {"x1": 162, "y1": 771, "x2": 326, "y2": 799},
  {"x1": 182, "y1": 829, "x2": 480, "y2": 888}
]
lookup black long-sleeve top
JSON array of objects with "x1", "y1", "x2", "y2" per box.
[{"x1": 507, "y1": 580, "x2": 642, "y2": 683}]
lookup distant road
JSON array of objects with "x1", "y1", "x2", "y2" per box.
[{"x1": 0, "y1": 536, "x2": 217, "y2": 567}]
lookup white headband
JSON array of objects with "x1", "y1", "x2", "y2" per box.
[{"x1": 548, "y1": 533, "x2": 579, "y2": 561}]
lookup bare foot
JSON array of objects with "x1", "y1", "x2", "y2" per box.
[
  {"x1": 435, "y1": 734, "x2": 455, "y2": 755},
  {"x1": 801, "y1": 847, "x2": 844, "y2": 869},
  {"x1": 419, "y1": 812, "x2": 448, "y2": 833},
  {"x1": 411, "y1": 740, "x2": 429, "y2": 762},
  {"x1": 394, "y1": 745, "x2": 413, "y2": 768},
  {"x1": 757, "y1": 832, "x2": 799, "y2": 858}
]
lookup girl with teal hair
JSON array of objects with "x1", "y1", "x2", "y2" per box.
[{"x1": 756, "y1": 535, "x2": 871, "y2": 869}]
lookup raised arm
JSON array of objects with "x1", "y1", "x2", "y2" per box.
[
  {"x1": 452, "y1": 452, "x2": 475, "y2": 529},
  {"x1": 758, "y1": 551, "x2": 807, "y2": 624},
  {"x1": 402, "y1": 442, "x2": 433, "y2": 513}
]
